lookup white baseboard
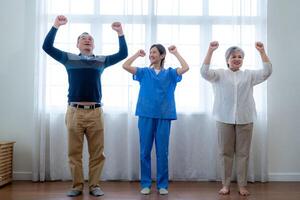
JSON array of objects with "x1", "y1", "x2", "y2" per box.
[
  {"x1": 13, "y1": 171, "x2": 32, "y2": 180},
  {"x1": 12, "y1": 171, "x2": 300, "y2": 181},
  {"x1": 269, "y1": 173, "x2": 300, "y2": 181}
]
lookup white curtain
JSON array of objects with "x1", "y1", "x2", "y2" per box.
[{"x1": 33, "y1": 0, "x2": 268, "y2": 182}]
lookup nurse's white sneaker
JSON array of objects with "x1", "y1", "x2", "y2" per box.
[
  {"x1": 159, "y1": 188, "x2": 168, "y2": 195},
  {"x1": 140, "y1": 187, "x2": 151, "y2": 195}
]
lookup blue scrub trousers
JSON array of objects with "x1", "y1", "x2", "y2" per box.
[{"x1": 138, "y1": 116, "x2": 171, "y2": 189}]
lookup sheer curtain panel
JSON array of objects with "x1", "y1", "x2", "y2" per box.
[{"x1": 33, "y1": 0, "x2": 268, "y2": 182}]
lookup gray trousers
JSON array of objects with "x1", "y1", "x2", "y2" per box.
[{"x1": 216, "y1": 121, "x2": 253, "y2": 187}]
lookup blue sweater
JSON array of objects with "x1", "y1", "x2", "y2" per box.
[{"x1": 42, "y1": 27, "x2": 128, "y2": 103}]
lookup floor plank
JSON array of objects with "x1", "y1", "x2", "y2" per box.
[{"x1": 0, "y1": 181, "x2": 299, "y2": 200}]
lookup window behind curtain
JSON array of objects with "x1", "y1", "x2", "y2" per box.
[{"x1": 45, "y1": 0, "x2": 263, "y2": 113}]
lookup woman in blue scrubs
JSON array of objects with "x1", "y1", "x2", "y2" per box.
[{"x1": 123, "y1": 44, "x2": 189, "y2": 195}]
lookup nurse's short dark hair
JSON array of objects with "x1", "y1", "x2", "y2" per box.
[{"x1": 150, "y1": 44, "x2": 166, "y2": 68}]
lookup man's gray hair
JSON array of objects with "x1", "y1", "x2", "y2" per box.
[{"x1": 77, "y1": 32, "x2": 91, "y2": 43}]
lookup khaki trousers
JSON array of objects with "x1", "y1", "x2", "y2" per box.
[
  {"x1": 65, "y1": 106, "x2": 105, "y2": 191},
  {"x1": 216, "y1": 121, "x2": 253, "y2": 187}
]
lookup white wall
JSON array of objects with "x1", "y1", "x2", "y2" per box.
[
  {"x1": 0, "y1": 0, "x2": 36, "y2": 179},
  {"x1": 268, "y1": 0, "x2": 300, "y2": 181},
  {"x1": 0, "y1": 0, "x2": 299, "y2": 181}
]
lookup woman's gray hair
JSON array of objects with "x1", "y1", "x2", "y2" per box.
[{"x1": 225, "y1": 46, "x2": 245, "y2": 67}]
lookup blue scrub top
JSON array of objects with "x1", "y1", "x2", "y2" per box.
[{"x1": 133, "y1": 67, "x2": 182, "y2": 120}]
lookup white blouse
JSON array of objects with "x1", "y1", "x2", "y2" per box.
[{"x1": 201, "y1": 63, "x2": 272, "y2": 124}]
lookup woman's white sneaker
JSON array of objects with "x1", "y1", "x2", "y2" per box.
[
  {"x1": 159, "y1": 188, "x2": 168, "y2": 195},
  {"x1": 140, "y1": 187, "x2": 151, "y2": 195}
]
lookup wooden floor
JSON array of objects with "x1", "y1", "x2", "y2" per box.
[{"x1": 0, "y1": 181, "x2": 300, "y2": 200}]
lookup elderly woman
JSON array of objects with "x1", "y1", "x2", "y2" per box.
[{"x1": 200, "y1": 41, "x2": 272, "y2": 196}]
